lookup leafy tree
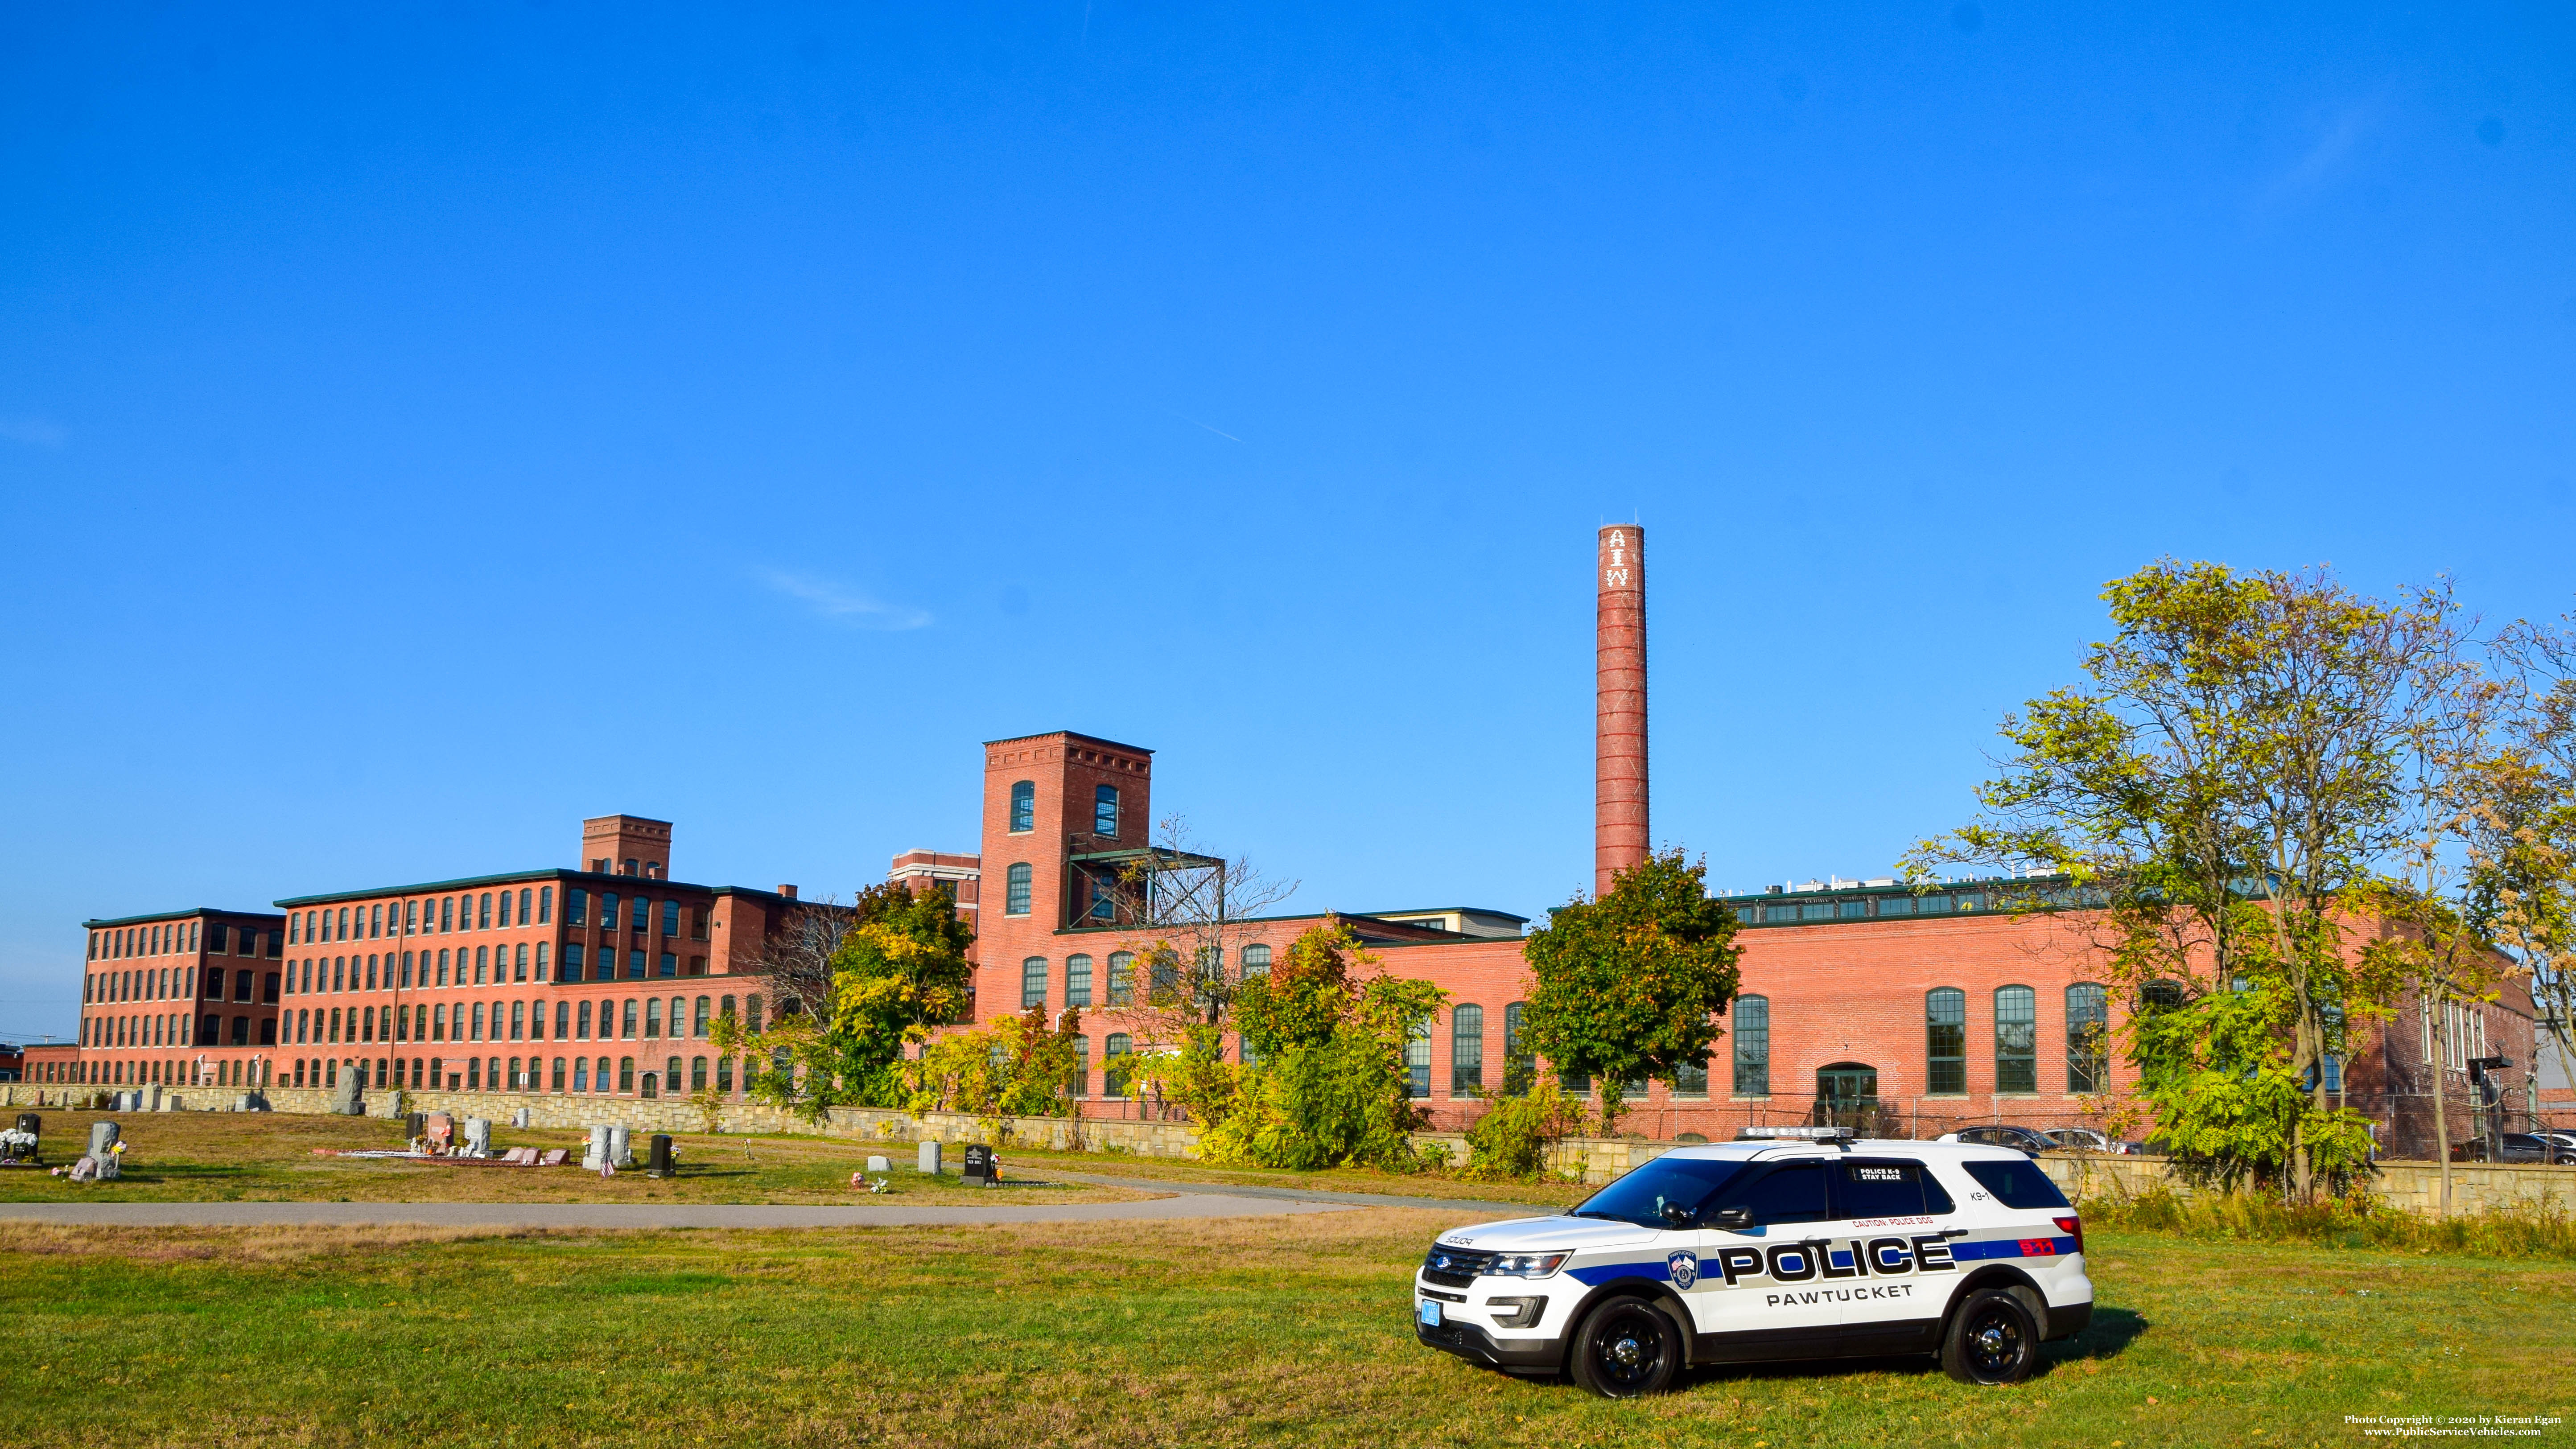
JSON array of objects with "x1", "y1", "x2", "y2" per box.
[
  {"x1": 1180, "y1": 921, "x2": 1449, "y2": 1171},
  {"x1": 1517, "y1": 850, "x2": 1743, "y2": 1128},
  {"x1": 822, "y1": 883, "x2": 976, "y2": 1107},
  {"x1": 718, "y1": 883, "x2": 975, "y2": 1116},
  {"x1": 1912, "y1": 560, "x2": 2471, "y2": 1199},
  {"x1": 903, "y1": 1006, "x2": 1085, "y2": 1119}
]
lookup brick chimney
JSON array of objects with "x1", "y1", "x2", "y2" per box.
[{"x1": 1596, "y1": 526, "x2": 1648, "y2": 898}]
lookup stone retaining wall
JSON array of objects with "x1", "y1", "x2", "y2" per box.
[{"x1": 2041, "y1": 1151, "x2": 2576, "y2": 1215}]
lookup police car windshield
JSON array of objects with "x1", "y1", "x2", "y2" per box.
[{"x1": 1571, "y1": 1157, "x2": 1748, "y2": 1228}]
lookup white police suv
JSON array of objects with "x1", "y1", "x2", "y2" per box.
[{"x1": 1413, "y1": 1128, "x2": 2091, "y2": 1396}]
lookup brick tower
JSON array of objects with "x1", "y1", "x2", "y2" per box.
[{"x1": 1596, "y1": 525, "x2": 1648, "y2": 898}]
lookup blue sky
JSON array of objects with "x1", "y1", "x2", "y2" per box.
[{"x1": 3, "y1": 4, "x2": 2571, "y2": 1041}]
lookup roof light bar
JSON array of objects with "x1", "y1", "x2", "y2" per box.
[{"x1": 1738, "y1": 1126, "x2": 1856, "y2": 1141}]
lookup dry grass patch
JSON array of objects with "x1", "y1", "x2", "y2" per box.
[{"x1": 0, "y1": 1220, "x2": 572, "y2": 1262}]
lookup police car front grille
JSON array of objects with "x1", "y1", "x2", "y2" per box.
[{"x1": 1422, "y1": 1247, "x2": 1496, "y2": 1288}]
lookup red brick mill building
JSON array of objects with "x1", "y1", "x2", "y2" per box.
[{"x1": 22, "y1": 527, "x2": 2547, "y2": 1156}]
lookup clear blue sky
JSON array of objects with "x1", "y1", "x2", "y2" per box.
[{"x1": 3, "y1": 4, "x2": 2570, "y2": 1041}]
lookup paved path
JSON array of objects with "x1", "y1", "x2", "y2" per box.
[
  {"x1": 1047, "y1": 1170, "x2": 1557, "y2": 1217},
  {"x1": 0, "y1": 1192, "x2": 1360, "y2": 1229}
]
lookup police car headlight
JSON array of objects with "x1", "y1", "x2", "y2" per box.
[{"x1": 1486, "y1": 1253, "x2": 1568, "y2": 1279}]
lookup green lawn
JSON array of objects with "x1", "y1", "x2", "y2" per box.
[
  {"x1": 3, "y1": 1211, "x2": 2566, "y2": 1448},
  {"x1": 0, "y1": 1111, "x2": 1132, "y2": 1205}
]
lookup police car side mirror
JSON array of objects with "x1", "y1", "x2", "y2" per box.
[
  {"x1": 1707, "y1": 1206, "x2": 1753, "y2": 1230},
  {"x1": 1661, "y1": 1202, "x2": 1695, "y2": 1229}
]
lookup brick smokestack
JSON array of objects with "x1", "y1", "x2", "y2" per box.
[{"x1": 1596, "y1": 525, "x2": 1647, "y2": 898}]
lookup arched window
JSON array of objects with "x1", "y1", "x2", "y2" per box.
[
  {"x1": 745, "y1": 994, "x2": 763, "y2": 1032},
  {"x1": 1926, "y1": 988, "x2": 1967, "y2": 1094},
  {"x1": 573, "y1": 1057, "x2": 589, "y2": 1092},
  {"x1": 1067, "y1": 1035, "x2": 1089, "y2": 1098},
  {"x1": 1107, "y1": 951, "x2": 1134, "y2": 1006},
  {"x1": 1093, "y1": 784, "x2": 1120, "y2": 837},
  {"x1": 622, "y1": 999, "x2": 640, "y2": 1039},
  {"x1": 1502, "y1": 1002, "x2": 1533, "y2": 1094},
  {"x1": 616, "y1": 1056, "x2": 633, "y2": 1094},
  {"x1": 1104, "y1": 1033, "x2": 1132, "y2": 1095},
  {"x1": 645, "y1": 997, "x2": 664, "y2": 1038},
  {"x1": 1005, "y1": 863, "x2": 1033, "y2": 917},
  {"x1": 1009, "y1": 781, "x2": 1035, "y2": 833},
  {"x1": 691, "y1": 1056, "x2": 708, "y2": 1090},
  {"x1": 1995, "y1": 986, "x2": 2037, "y2": 1094},
  {"x1": 1406, "y1": 1021, "x2": 1432, "y2": 1099},
  {"x1": 1240, "y1": 943, "x2": 1271, "y2": 977},
  {"x1": 1022, "y1": 957, "x2": 1049, "y2": 1011},
  {"x1": 2140, "y1": 979, "x2": 2186, "y2": 1013},
  {"x1": 551, "y1": 1056, "x2": 566, "y2": 1092},
  {"x1": 690, "y1": 996, "x2": 709, "y2": 1037},
  {"x1": 1065, "y1": 954, "x2": 1093, "y2": 1008},
  {"x1": 1451, "y1": 1004, "x2": 1484, "y2": 1095},
  {"x1": 1816, "y1": 1062, "x2": 1879, "y2": 1127},
  {"x1": 2066, "y1": 984, "x2": 2109, "y2": 1092},
  {"x1": 1731, "y1": 995, "x2": 1769, "y2": 1096}
]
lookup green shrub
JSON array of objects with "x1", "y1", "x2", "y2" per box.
[{"x1": 1462, "y1": 1080, "x2": 1585, "y2": 1181}]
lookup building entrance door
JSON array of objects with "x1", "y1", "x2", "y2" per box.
[{"x1": 1814, "y1": 1064, "x2": 1879, "y2": 1129}]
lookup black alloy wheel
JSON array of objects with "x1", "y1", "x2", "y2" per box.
[
  {"x1": 1570, "y1": 1295, "x2": 1680, "y2": 1398},
  {"x1": 1941, "y1": 1287, "x2": 2041, "y2": 1385}
]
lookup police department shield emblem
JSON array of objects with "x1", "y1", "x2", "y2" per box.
[{"x1": 1666, "y1": 1250, "x2": 1699, "y2": 1290}]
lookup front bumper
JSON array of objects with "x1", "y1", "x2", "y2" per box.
[{"x1": 1415, "y1": 1316, "x2": 1567, "y2": 1373}]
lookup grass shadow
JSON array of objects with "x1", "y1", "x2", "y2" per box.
[{"x1": 2040, "y1": 1306, "x2": 2148, "y2": 1369}]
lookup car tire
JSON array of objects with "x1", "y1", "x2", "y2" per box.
[
  {"x1": 1568, "y1": 1294, "x2": 1682, "y2": 1398},
  {"x1": 1941, "y1": 1287, "x2": 2042, "y2": 1385}
]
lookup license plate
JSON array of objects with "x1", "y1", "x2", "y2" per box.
[{"x1": 1418, "y1": 1299, "x2": 1443, "y2": 1327}]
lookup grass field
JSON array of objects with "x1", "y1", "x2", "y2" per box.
[
  {"x1": 0, "y1": 1111, "x2": 1138, "y2": 1205},
  {"x1": 3, "y1": 1207, "x2": 2568, "y2": 1448}
]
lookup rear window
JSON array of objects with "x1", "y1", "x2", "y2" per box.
[
  {"x1": 1961, "y1": 1158, "x2": 2071, "y2": 1210},
  {"x1": 1834, "y1": 1159, "x2": 1956, "y2": 1218}
]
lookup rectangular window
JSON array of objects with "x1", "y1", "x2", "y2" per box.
[
  {"x1": 565, "y1": 889, "x2": 585, "y2": 926},
  {"x1": 628, "y1": 950, "x2": 646, "y2": 980},
  {"x1": 690, "y1": 906, "x2": 708, "y2": 941},
  {"x1": 563, "y1": 942, "x2": 585, "y2": 980},
  {"x1": 659, "y1": 952, "x2": 676, "y2": 977},
  {"x1": 602, "y1": 893, "x2": 620, "y2": 931},
  {"x1": 663, "y1": 899, "x2": 680, "y2": 937}
]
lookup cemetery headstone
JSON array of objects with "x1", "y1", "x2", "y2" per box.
[
  {"x1": 866, "y1": 1155, "x2": 892, "y2": 1174},
  {"x1": 87, "y1": 1120, "x2": 121, "y2": 1180},
  {"x1": 962, "y1": 1143, "x2": 993, "y2": 1187},
  {"x1": 608, "y1": 1125, "x2": 635, "y2": 1169},
  {"x1": 583, "y1": 1124, "x2": 610, "y2": 1170},
  {"x1": 462, "y1": 1118, "x2": 491, "y2": 1157},
  {"x1": 405, "y1": 1111, "x2": 427, "y2": 1141},
  {"x1": 647, "y1": 1134, "x2": 674, "y2": 1178},
  {"x1": 12, "y1": 1113, "x2": 37, "y2": 1162},
  {"x1": 512, "y1": 1107, "x2": 532, "y2": 1129},
  {"x1": 917, "y1": 1140, "x2": 942, "y2": 1175},
  {"x1": 330, "y1": 1069, "x2": 363, "y2": 1116},
  {"x1": 425, "y1": 1113, "x2": 455, "y2": 1153}
]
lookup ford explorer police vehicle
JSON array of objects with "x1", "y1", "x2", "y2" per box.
[{"x1": 1413, "y1": 1128, "x2": 2090, "y2": 1396}]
